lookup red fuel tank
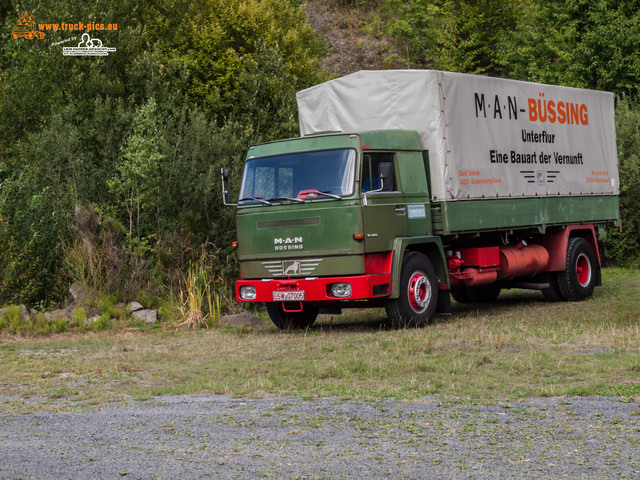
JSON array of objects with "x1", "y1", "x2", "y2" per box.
[{"x1": 497, "y1": 244, "x2": 550, "y2": 280}]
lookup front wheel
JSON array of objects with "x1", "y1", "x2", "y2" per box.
[
  {"x1": 557, "y1": 237, "x2": 596, "y2": 301},
  {"x1": 385, "y1": 252, "x2": 438, "y2": 328},
  {"x1": 266, "y1": 302, "x2": 318, "y2": 330}
]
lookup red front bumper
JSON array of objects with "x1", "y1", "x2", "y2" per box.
[{"x1": 236, "y1": 274, "x2": 391, "y2": 303}]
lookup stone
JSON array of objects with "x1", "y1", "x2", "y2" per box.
[
  {"x1": 132, "y1": 309, "x2": 157, "y2": 323},
  {"x1": 127, "y1": 301, "x2": 144, "y2": 312},
  {"x1": 68, "y1": 282, "x2": 90, "y2": 306},
  {"x1": 43, "y1": 309, "x2": 72, "y2": 321},
  {"x1": 220, "y1": 314, "x2": 263, "y2": 327}
]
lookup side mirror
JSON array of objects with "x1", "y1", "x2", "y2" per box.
[
  {"x1": 221, "y1": 168, "x2": 236, "y2": 206},
  {"x1": 378, "y1": 162, "x2": 394, "y2": 191}
]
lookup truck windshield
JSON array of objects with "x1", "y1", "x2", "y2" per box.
[{"x1": 239, "y1": 148, "x2": 356, "y2": 204}]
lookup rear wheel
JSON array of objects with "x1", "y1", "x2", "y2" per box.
[
  {"x1": 451, "y1": 288, "x2": 471, "y2": 304},
  {"x1": 542, "y1": 274, "x2": 565, "y2": 301},
  {"x1": 557, "y1": 237, "x2": 596, "y2": 301},
  {"x1": 266, "y1": 302, "x2": 318, "y2": 330},
  {"x1": 451, "y1": 285, "x2": 501, "y2": 303},
  {"x1": 465, "y1": 284, "x2": 501, "y2": 303},
  {"x1": 385, "y1": 252, "x2": 438, "y2": 328}
]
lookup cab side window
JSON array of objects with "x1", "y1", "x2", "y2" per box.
[{"x1": 361, "y1": 153, "x2": 397, "y2": 192}]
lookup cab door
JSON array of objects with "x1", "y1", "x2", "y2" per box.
[{"x1": 361, "y1": 152, "x2": 408, "y2": 253}]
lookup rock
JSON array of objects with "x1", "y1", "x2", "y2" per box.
[
  {"x1": 127, "y1": 301, "x2": 144, "y2": 312},
  {"x1": 132, "y1": 309, "x2": 157, "y2": 323},
  {"x1": 68, "y1": 282, "x2": 90, "y2": 306},
  {"x1": 43, "y1": 309, "x2": 72, "y2": 321},
  {"x1": 220, "y1": 314, "x2": 263, "y2": 327},
  {"x1": 85, "y1": 315, "x2": 101, "y2": 325}
]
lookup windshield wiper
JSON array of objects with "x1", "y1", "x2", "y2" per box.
[
  {"x1": 267, "y1": 196, "x2": 304, "y2": 203},
  {"x1": 300, "y1": 190, "x2": 341, "y2": 199},
  {"x1": 238, "y1": 197, "x2": 272, "y2": 205}
]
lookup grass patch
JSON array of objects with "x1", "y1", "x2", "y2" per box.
[{"x1": 0, "y1": 268, "x2": 638, "y2": 411}]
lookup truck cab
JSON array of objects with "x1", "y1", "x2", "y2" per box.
[{"x1": 231, "y1": 130, "x2": 446, "y2": 329}]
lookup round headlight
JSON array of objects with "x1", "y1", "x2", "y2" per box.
[{"x1": 239, "y1": 285, "x2": 257, "y2": 300}]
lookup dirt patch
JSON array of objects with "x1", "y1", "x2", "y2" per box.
[{"x1": 301, "y1": 0, "x2": 401, "y2": 75}]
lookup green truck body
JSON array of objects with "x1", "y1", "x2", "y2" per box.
[{"x1": 225, "y1": 71, "x2": 620, "y2": 328}]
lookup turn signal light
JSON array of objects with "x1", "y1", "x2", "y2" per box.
[
  {"x1": 353, "y1": 233, "x2": 364, "y2": 240},
  {"x1": 232, "y1": 241, "x2": 238, "y2": 247}
]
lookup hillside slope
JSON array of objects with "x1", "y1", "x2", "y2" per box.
[{"x1": 301, "y1": 0, "x2": 400, "y2": 76}]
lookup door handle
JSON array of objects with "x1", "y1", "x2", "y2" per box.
[{"x1": 395, "y1": 206, "x2": 406, "y2": 215}]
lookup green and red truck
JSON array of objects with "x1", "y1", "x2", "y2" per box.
[{"x1": 222, "y1": 70, "x2": 620, "y2": 329}]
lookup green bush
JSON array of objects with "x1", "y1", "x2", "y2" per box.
[
  {"x1": 87, "y1": 314, "x2": 112, "y2": 332},
  {"x1": 0, "y1": 306, "x2": 68, "y2": 336},
  {"x1": 96, "y1": 294, "x2": 120, "y2": 319},
  {"x1": 3, "y1": 305, "x2": 25, "y2": 334},
  {"x1": 71, "y1": 307, "x2": 87, "y2": 328},
  {"x1": 606, "y1": 97, "x2": 640, "y2": 267}
]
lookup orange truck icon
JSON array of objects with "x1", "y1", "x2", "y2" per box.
[{"x1": 12, "y1": 12, "x2": 45, "y2": 40}]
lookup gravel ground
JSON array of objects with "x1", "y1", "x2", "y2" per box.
[{"x1": 0, "y1": 395, "x2": 638, "y2": 479}]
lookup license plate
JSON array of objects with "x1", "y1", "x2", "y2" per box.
[{"x1": 273, "y1": 291, "x2": 305, "y2": 301}]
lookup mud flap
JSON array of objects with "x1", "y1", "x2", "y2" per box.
[{"x1": 436, "y1": 290, "x2": 451, "y2": 315}]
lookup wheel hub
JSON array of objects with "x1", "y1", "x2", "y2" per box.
[
  {"x1": 408, "y1": 271, "x2": 431, "y2": 313},
  {"x1": 575, "y1": 253, "x2": 592, "y2": 287}
]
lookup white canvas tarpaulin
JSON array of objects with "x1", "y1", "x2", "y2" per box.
[{"x1": 296, "y1": 70, "x2": 619, "y2": 201}]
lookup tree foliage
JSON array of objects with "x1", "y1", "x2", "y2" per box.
[
  {"x1": 1, "y1": 0, "x2": 640, "y2": 307},
  {"x1": 0, "y1": 0, "x2": 325, "y2": 306},
  {"x1": 372, "y1": 0, "x2": 640, "y2": 96},
  {"x1": 608, "y1": 97, "x2": 640, "y2": 267}
]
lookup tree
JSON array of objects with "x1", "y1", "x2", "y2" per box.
[
  {"x1": 369, "y1": 0, "x2": 521, "y2": 76},
  {"x1": 108, "y1": 99, "x2": 164, "y2": 239},
  {"x1": 499, "y1": 0, "x2": 640, "y2": 95},
  {"x1": 0, "y1": 0, "x2": 326, "y2": 306}
]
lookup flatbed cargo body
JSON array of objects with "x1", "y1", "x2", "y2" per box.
[{"x1": 431, "y1": 196, "x2": 619, "y2": 236}]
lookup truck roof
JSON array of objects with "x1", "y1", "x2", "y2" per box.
[{"x1": 247, "y1": 130, "x2": 422, "y2": 159}]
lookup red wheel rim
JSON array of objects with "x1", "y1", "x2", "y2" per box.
[
  {"x1": 408, "y1": 271, "x2": 431, "y2": 314},
  {"x1": 576, "y1": 253, "x2": 591, "y2": 287}
]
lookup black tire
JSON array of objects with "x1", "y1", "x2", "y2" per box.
[
  {"x1": 557, "y1": 237, "x2": 596, "y2": 301},
  {"x1": 542, "y1": 273, "x2": 565, "y2": 301},
  {"x1": 385, "y1": 252, "x2": 438, "y2": 328},
  {"x1": 451, "y1": 285, "x2": 500, "y2": 303},
  {"x1": 451, "y1": 288, "x2": 472, "y2": 304},
  {"x1": 266, "y1": 302, "x2": 318, "y2": 330},
  {"x1": 465, "y1": 284, "x2": 501, "y2": 303}
]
